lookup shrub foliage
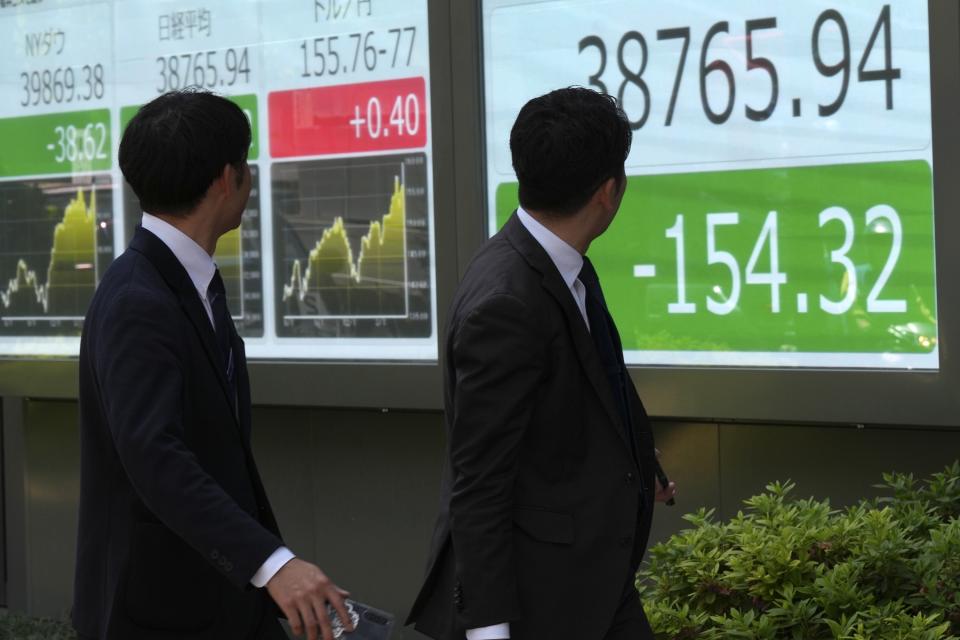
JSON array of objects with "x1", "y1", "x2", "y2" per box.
[
  {"x1": 0, "y1": 611, "x2": 76, "y2": 640},
  {"x1": 638, "y1": 462, "x2": 960, "y2": 639}
]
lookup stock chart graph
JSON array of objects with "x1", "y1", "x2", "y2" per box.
[
  {"x1": 0, "y1": 176, "x2": 113, "y2": 335},
  {"x1": 273, "y1": 153, "x2": 431, "y2": 338}
]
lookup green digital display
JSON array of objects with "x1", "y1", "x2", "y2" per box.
[
  {"x1": 485, "y1": 0, "x2": 937, "y2": 369},
  {"x1": 497, "y1": 160, "x2": 936, "y2": 362},
  {"x1": 0, "y1": 109, "x2": 111, "y2": 178}
]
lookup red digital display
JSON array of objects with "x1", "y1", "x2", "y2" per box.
[{"x1": 269, "y1": 77, "x2": 427, "y2": 158}]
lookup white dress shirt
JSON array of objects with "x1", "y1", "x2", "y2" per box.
[
  {"x1": 140, "y1": 213, "x2": 295, "y2": 588},
  {"x1": 517, "y1": 207, "x2": 590, "y2": 329},
  {"x1": 464, "y1": 209, "x2": 589, "y2": 640}
]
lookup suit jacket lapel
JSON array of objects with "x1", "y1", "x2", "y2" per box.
[
  {"x1": 231, "y1": 324, "x2": 252, "y2": 441},
  {"x1": 502, "y1": 214, "x2": 632, "y2": 450},
  {"x1": 128, "y1": 227, "x2": 239, "y2": 425}
]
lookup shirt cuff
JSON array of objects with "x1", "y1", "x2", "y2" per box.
[
  {"x1": 249, "y1": 546, "x2": 295, "y2": 588},
  {"x1": 466, "y1": 623, "x2": 510, "y2": 639}
]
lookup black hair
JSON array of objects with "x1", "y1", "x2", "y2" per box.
[
  {"x1": 119, "y1": 89, "x2": 250, "y2": 216},
  {"x1": 510, "y1": 87, "x2": 632, "y2": 216}
]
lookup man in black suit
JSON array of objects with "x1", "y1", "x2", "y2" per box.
[
  {"x1": 407, "y1": 88, "x2": 676, "y2": 640},
  {"x1": 73, "y1": 90, "x2": 353, "y2": 640}
]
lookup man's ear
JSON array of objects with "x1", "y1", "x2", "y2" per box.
[
  {"x1": 205, "y1": 164, "x2": 234, "y2": 202},
  {"x1": 219, "y1": 163, "x2": 235, "y2": 194},
  {"x1": 596, "y1": 176, "x2": 618, "y2": 210},
  {"x1": 231, "y1": 161, "x2": 246, "y2": 188}
]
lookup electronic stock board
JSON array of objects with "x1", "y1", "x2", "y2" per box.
[
  {"x1": 0, "y1": 0, "x2": 436, "y2": 360},
  {"x1": 484, "y1": 0, "x2": 938, "y2": 370}
]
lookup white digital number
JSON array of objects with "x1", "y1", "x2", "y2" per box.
[
  {"x1": 745, "y1": 210, "x2": 787, "y2": 312},
  {"x1": 53, "y1": 125, "x2": 66, "y2": 163},
  {"x1": 665, "y1": 214, "x2": 696, "y2": 313},
  {"x1": 865, "y1": 204, "x2": 906, "y2": 313},
  {"x1": 706, "y1": 212, "x2": 741, "y2": 315},
  {"x1": 818, "y1": 206, "x2": 857, "y2": 314}
]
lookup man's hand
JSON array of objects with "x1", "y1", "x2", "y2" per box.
[
  {"x1": 266, "y1": 558, "x2": 353, "y2": 640},
  {"x1": 654, "y1": 448, "x2": 678, "y2": 504},
  {"x1": 654, "y1": 477, "x2": 677, "y2": 503}
]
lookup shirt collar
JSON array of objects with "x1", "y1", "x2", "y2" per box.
[
  {"x1": 516, "y1": 207, "x2": 584, "y2": 289},
  {"x1": 141, "y1": 212, "x2": 217, "y2": 298}
]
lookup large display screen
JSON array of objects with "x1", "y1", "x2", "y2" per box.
[
  {"x1": 0, "y1": 0, "x2": 437, "y2": 360},
  {"x1": 484, "y1": 0, "x2": 937, "y2": 369}
]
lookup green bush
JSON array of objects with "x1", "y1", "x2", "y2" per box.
[
  {"x1": 638, "y1": 462, "x2": 960, "y2": 640},
  {"x1": 0, "y1": 611, "x2": 76, "y2": 640}
]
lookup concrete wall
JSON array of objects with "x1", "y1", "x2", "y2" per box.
[{"x1": 5, "y1": 397, "x2": 960, "y2": 637}]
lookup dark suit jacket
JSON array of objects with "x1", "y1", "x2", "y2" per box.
[
  {"x1": 408, "y1": 214, "x2": 657, "y2": 640},
  {"x1": 73, "y1": 227, "x2": 284, "y2": 639}
]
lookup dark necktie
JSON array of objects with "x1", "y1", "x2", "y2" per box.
[
  {"x1": 207, "y1": 269, "x2": 237, "y2": 401},
  {"x1": 579, "y1": 257, "x2": 637, "y2": 462}
]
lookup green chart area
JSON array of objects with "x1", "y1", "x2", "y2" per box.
[
  {"x1": 283, "y1": 177, "x2": 407, "y2": 316},
  {"x1": 273, "y1": 152, "x2": 432, "y2": 339},
  {"x1": 495, "y1": 160, "x2": 937, "y2": 355},
  {"x1": 282, "y1": 175, "x2": 407, "y2": 316},
  {"x1": 0, "y1": 176, "x2": 114, "y2": 334}
]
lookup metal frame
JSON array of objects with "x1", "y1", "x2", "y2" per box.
[
  {"x1": 0, "y1": 0, "x2": 462, "y2": 411},
  {"x1": 460, "y1": 0, "x2": 960, "y2": 427}
]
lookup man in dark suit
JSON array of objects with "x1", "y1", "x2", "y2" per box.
[
  {"x1": 407, "y1": 88, "x2": 676, "y2": 640},
  {"x1": 73, "y1": 90, "x2": 352, "y2": 640}
]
